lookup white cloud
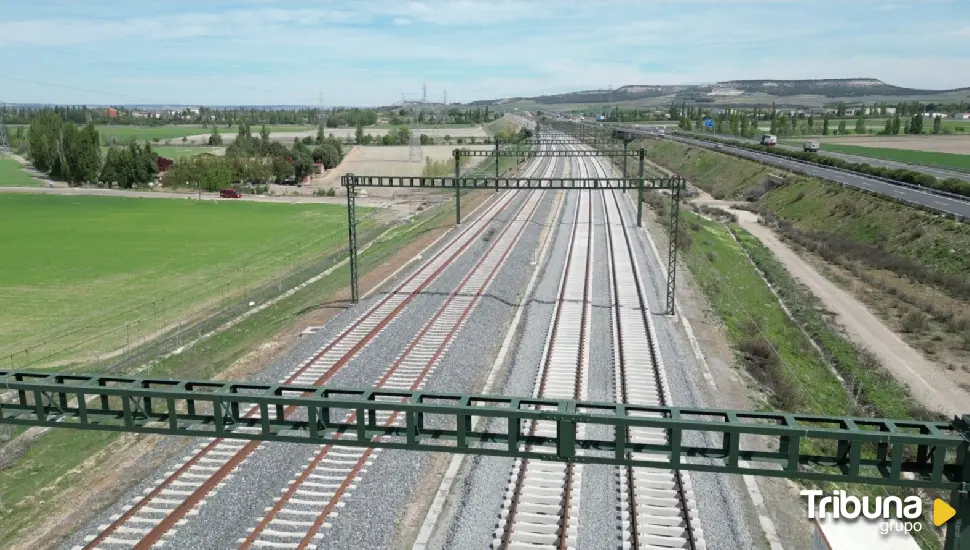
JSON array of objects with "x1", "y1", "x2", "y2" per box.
[{"x1": 1, "y1": 0, "x2": 968, "y2": 105}]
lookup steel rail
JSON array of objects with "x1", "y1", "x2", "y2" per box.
[{"x1": 77, "y1": 151, "x2": 551, "y2": 550}]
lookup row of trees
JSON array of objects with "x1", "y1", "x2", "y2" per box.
[{"x1": 27, "y1": 111, "x2": 160, "y2": 187}]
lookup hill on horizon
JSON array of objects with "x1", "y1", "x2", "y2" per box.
[{"x1": 469, "y1": 78, "x2": 970, "y2": 107}]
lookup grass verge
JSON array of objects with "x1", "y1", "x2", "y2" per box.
[
  {"x1": 0, "y1": 159, "x2": 40, "y2": 187},
  {"x1": 666, "y1": 205, "x2": 945, "y2": 549}
]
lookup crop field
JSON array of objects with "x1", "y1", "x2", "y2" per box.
[
  {"x1": 101, "y1": 146, "x2": 226, "y2": 158},
  {"x1": 0, "y1": 158, "x2": 39, "y2": 187},
  {"x1": 810, "y1": 142, "x2": 970, "y2": 170},
  {"x1": 0, "y1": 194, "x2": 356, "y2": 369},
  {"x1": 814, "y1": 134, "x2": 970, "y2": 155}
]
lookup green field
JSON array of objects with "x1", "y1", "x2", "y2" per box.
[
  {"x1": 0, "y1": 194, "x2": 352, "y2": 367},
  {"x1": 99, "y1": 146, "x2": 225, "y2": 158},
  {"x1": 803, "y1": 143, "x2": 970, "y2": 171},
  {"x1": 0, "y1": 158, "x2": 39, "y2": 187},
  {"x1": 96, "y1": 125, "x2": 211, "y2": 142}
]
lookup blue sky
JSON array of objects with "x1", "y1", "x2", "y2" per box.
[{"x1": 1, "y1": 0, "x2": 968, "y2": 106}]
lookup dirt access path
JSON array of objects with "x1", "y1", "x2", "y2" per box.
[{"x1": 693, "y1": 192, "x2": 970, "y2": 416}]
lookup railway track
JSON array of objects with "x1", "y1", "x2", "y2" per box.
[
  {"x1": 74, "y1": 144, "x2": 556, "y2": 550},
  {"x1": 492, "y1": 182, "x2": 593, "y2": 549},
  {"x1": 234, "y1": 150, "x2": 563, "y2": 550},
  {"x1": 591, "y1": 154, "x2": 705, "y2": 550},
  {"x1": 488, "y1": 147, "x2": 705, "y2": 549}
]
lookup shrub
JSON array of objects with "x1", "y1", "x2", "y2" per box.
[{"x1": 901, "y1": 310, "x2": 928, "y2": 333}]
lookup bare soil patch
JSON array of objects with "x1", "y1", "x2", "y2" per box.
[{"x1": 817, "y1": 134, "x2": 970, "y2": 154}]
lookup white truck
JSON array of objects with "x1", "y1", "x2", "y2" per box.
[
  {"x1": 804, "y1": 140, "x2": 820, "y2": 152},
  {"x1": 760, "y1": 134, "x2": 778, "y2": 147}
]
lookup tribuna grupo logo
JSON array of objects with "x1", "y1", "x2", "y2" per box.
[{"x1": 801, "y1": 489, "x2": 924, "y2": 535}]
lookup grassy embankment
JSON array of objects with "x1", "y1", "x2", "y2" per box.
[
  {"x1": 0, "y1": 158, "x2": 40, "y2": 187},
  {"x1": 637, "y1": 139, "x2": 966, "y2": 548},
  {"x1": 644, "y1": 137, "x2": 970, "y2": 369},
  {"x1": 0, "y1": 194, "x2": 360, "y2": 369},
  {"x1": 0, "y1": 187, "x2": 490, "y2": 547}
]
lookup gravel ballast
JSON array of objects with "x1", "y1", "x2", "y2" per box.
[{"x1": 57, "y1": 176, "x2": 549, "y2": 550}]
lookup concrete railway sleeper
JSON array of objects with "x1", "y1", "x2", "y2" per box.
[
  {"x1": 235, "y1": 151, "x2": 560, "y2": 550},
  {"x1": 590, "y1": 152, "x2": 705, "y2": 550},
  {"x1": 74, "y1": 147, "x2": 555, "y2": 550},
  {"x1": 493, "y1": 186, "x2": 593, "y2": 550}
]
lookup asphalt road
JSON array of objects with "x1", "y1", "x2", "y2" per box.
[
  {"x1": 664, "y1": 134, "x2": 970, "y2": 219},
  {"x1": 703, "y1": 132, "x2": 970, "y2": 182}
]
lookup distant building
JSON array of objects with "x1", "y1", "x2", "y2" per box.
[
  {"x1": 105, "y1": 107, "x2": 119, "y2": 118},
  {"x1": 924, "y1": 112, "x2": 948, "y2": 118},
  {"x1": 957, "y1": 113, "x2": 970, "y2": 120}
]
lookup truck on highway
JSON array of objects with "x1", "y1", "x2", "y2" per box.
[
  {"x1": 760, "y1": 134, "x2": 778, "y2": 147},
  {"x1": 803, "y1": 140, "x2": 820, "y2": 153}
]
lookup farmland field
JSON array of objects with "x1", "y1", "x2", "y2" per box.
[
  {"x1": 0, "y1": 194, "x2": 358, "y2": 369},
  {"x1": 813, "y1": 134, "x2": 970, "y2": 155},
  {"x1": 811, "y1": 142, "x2": 970, "y2": 170},
  {"x1": 99, "y1": 146, "x2": 226, "y2": 158},
  {"x1": 0, "y1": 159, "x2": 40, "y2": 187}
]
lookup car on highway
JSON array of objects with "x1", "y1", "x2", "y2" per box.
[
  {"x1": 219, "y1": 188, "x2": 242, "y2": 198},
  {"x1": 714, "y1": 143, "x2": 724, "y2": 149}
]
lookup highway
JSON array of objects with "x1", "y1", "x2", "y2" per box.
[
  {"x1": 61, "y1": 129, "x2": 753, "y2": 549},
  {"x1": 660, "y1": 132, "x2": 970, "y2": 219},
  {"x1": 682, "y1": 131, "x2": 970, "y2": 182}
]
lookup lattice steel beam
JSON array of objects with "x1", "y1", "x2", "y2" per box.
[
  {"x1": 455, "y1": 149, "x2": 640, "y2": 158},
  {"x1": 1, "y1": 370, "x2": 968, "y2": 493},
  {"x1": 341, "y1": 174, "x2": 682, "y2": 191}
]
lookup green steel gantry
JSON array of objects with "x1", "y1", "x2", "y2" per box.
[
  {"x1": 0, "y1": 370, "x2": 967, "y2": 548},
  {"x1": 341, "y1": 171, "x2": 684, "y2": 312},
  {"x1": 543, "y1": 118, "x2": 684, "y2": 313}
]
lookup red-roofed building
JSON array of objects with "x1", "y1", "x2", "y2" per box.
[{"x1": 105, "y1": 107, "x2": 119, "y2": 119}]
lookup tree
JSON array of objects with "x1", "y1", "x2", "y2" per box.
[
  {"x1": 28, "y1": 111, "x2": 63, "y2": 174},
  {"x1": 292, "y1": 147, "x2": 315, "y2": 183},
  {"x1": 208, "y1": 127, "x2": 223, "y2": 146},
  {"x1": 855, "y1": 116, "x2": 867, "y2": 135},
  {"x1": 355, "y1": 122, "x2": 364, "y2": 145},
  {"x1": 909, "y1": 114, "x2": 923, "y2": 135},
  {"x1": 883, "y1": 119, "x2": 893, "y2": 135},
  {"x1": 807, "y1": 114, "x2": 815, "y2": 130},
  {"x1": 822, "y1": 116, "x2": 830, "y2": 136},
  {"x1": 837, "y1": 120, "x2": 847, "y2": 135},
  {"x1": 260, "y1": 124, "x2": 271, "y2": 145},
  {"x1": 933, "y1": 115, "x2": 943, "y2": 134},
  {"x1": 891, "y1": 115, "x2": 901, "y2": 135}
]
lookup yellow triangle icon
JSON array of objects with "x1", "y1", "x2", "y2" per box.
[{"x1": 934, "y1": 499, "x2": 956, "y2": 527}]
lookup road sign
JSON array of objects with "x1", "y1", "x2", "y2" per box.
[{"x1": 704, "y1": 118, "x2": 714, "y2": 128}]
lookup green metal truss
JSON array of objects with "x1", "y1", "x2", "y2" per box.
[
  {"x1": 340, "y1": 174, "x2": 681, "y2": 191},
  {"x1": 1, "y1": 370, "x2": 967, "y2": 547},
  {"x1": 0, "y1": 370, "x2": 966, "y2": 489},
  {"x1": 454, "y1": 149, "x2": 641, "y2": 158}
]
